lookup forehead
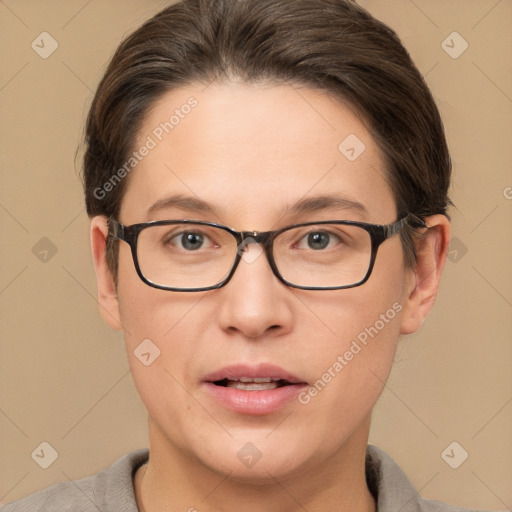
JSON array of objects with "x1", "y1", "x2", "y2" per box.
[{"x1": 120, "y1": 81, "x2": 396, "y2": 227}]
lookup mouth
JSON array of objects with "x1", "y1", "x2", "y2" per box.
[
  {"x1": 212, "y1": 377, "x2": 297, "y2": 391},
  {"x1": 202, "y1": 364, "x2": 308, "y2": 415}
]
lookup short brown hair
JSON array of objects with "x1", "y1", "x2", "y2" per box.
[{"x1": 82, "y1": 0, "x2": 451, "y2": 275}]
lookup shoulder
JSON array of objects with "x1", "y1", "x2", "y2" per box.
[
  {"x1": 1, "y1": 449, "x2": 149, "y2": 512},
  {"x1": 366, "y1": 445, "x2": 495, "y2": 512},
  {"x1": 1, "y1": 479, "x2": 95, "y2": 512}
]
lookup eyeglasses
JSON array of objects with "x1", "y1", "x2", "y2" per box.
[{"x1": 109, "y1": 214, "x2": 423, "y2": 292}]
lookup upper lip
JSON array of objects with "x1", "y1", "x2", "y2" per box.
[{"x1": 203, "y1": 363, "x2": 307, "y2": 385}]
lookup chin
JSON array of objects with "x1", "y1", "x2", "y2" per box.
[{"x1": 187, "y1": 429, "x2": 332, "y2": 484}]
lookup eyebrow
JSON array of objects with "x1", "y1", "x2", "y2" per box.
[
  {"x1": 146, "y1": 193, "x2": 368, "y2": 220},
  {"x1": 286, "y1": 194, "x2": 368, "y2": 218},
  {"x1": 147, "y1": 194, "x2": 214, "y2": 218}
]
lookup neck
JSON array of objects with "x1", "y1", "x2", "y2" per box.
[{"x1": 135, "y1": 416, "x2": 376, "y2": 512}]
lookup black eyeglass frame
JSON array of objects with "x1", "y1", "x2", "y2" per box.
[{"x1": 109, "y1": 213, "x2": 424, "y2": 292}]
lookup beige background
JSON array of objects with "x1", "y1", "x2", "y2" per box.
[{"x1": 1, "y1": 0, "x2": 511, "y2": 509}]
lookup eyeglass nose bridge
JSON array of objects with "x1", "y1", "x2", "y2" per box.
[
  {"x1": 230, "y1": 230, "x2": 286, "y2": 286},
  {"x1": 236, "y1": 230, "x2": 275, "y2": 256}
]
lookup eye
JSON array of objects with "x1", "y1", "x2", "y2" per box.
[
  {"x1": 167, "y1": 231, "x2": 210, "y2": 251},
  {"x1": 298, "y1": 230, "x2": 341, "y2": 251}
]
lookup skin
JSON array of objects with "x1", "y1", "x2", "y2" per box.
[{"x1": 91, "y1": 81, "x2": 450, "y2": 512}]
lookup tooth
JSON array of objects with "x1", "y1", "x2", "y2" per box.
[
  {"x1": 226, "y1": 381, "x2": 278, "y2": 391},
  {"x1": 239, "y1": 377, "x2": 273, "y2": 383}
]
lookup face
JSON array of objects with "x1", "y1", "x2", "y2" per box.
[{"x1": 93, "y1": 81, "x2": 428, "y2": 481}]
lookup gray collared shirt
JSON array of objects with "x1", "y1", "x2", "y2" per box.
[{"x1": 1, "y1": 445, "x2": 497, "y2": 511}]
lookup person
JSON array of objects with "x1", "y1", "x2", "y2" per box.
[{"x1": 1, "y1": 0, "x2": 499, "y2": 511}]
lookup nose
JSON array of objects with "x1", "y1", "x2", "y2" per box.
[{"x1": 215, "y1": 242, "x2": 294, "y2": 339}]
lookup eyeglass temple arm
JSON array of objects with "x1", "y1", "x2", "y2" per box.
[
  {"x1": 386, "y1": 213, "x2": 427, "y2": 237},
  {"x1": 108, "y1": 219, "x2": 124, "y2": 240}
]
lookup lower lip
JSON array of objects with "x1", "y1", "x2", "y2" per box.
[{"x1": 203, "y1": 382, "x2": 307, "y2": 415}]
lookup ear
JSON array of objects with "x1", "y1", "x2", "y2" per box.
[
  {"x1": 400, "y1": 214, "x2": 451, "y2": 335},
  {"x1": 90, "y1": 216, "x2": 123, "y2": 331}
]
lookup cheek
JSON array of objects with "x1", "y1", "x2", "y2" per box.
[
  {"x1": 115, "y1": 247, "x2": 203, "y2": 397},
  {"x1": 298, "y1": 244, "x2": 407, "y2": 415},
  {"x1": 116, "y1": 284, "x2": 206, "y2": 444},
  {"x1": 293, "y1": 301, "x2": 403, "y2": 462},
  {"x1": 115, "y1": 281, "x2": 223, "y2": 456},
  {"x1": 115, "y1": 244, "x2": 197, "y2": 339},
  {"x1": 298, "y1": 290, "x2": 403, "y2": 400}
]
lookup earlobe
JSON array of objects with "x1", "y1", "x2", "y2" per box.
[
  {"x1": 90, "y1": 216, "x2": 123, "y2": 331},
  {"x1": 400, "y1": 214, "x2": 451, "y2": 335}
]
